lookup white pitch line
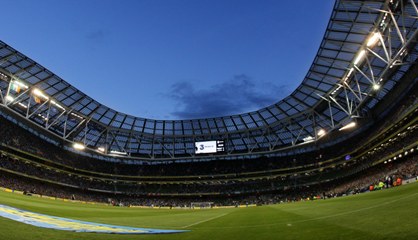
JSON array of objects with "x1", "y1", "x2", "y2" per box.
[{"x1": 181, "y1": 212, "x2": 230, "y2": 228}]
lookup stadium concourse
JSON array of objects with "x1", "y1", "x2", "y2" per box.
[{"x1": 0, "y1": 0, "x2": 418, "y2": 208}]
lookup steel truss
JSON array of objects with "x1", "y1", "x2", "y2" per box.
[{"x1": 0, "y1": 0, "x2": 417, "y2": 161}]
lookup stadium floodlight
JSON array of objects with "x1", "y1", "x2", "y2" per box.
[
  {"x1": 70, "y1": 112, "x2": 83, "y2": 119},
  {"x1": 317, "y1": 129, "x2": 326, "y2": 137},
  {"x1": 73, "y1": 143, "x2": 85, "y2": 150},
  {"x1": 354, "y1": 50, "x2": 366, "y2": 65},
  {"x1": 18, "y1": 102, "x2": 27, "y2": 109},
  {"x1": 339, "y1": 122, "x2": 356, "y2": 131},
  {"x1": 51, "y1": 100, "x2": 65, "y2": 110},
  {"x1": 32, "y1": 88, "x2": 49, "y2": 100},
  {"x1": 372, "y1": 84, "x2": 380, "y2": 90},
  {"x1": 303, "y1": 136, "x2": 314, "y2": 142},
  {"x1": 13, "y1": 80, "x2": 29, "y2": 89},
  {"x1": 366, "y1": 32, "x2": 381, "y2": 47},
  {"x1": 97, "y1": 147, "x2": 105, "y2": 153},
  {"x1": 347, "y1": 68, "x2": 354, "y2": 77},
  {"x1": 110, "y1": 150, "x2": 127, "y2": 156},
  {"x1": 5, "y1": 95, "x2": 14, "y2": 102}
]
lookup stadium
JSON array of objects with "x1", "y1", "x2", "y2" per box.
[{"x1": 0, "y1": 0, "x2": 417, "y2": 239}]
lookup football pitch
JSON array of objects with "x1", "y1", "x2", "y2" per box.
[{"x1": 0, "y1": 182, "x2": 417, "y2": 240}]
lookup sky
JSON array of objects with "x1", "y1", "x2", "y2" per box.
[{"x1": 1, "y1": 0, "x2": 334, "y2": 120}]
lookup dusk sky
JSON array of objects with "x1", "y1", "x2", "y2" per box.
[{"x1": 2, "y1": 0, "x2": 334, "y2": 120}]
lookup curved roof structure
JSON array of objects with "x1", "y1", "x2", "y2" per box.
[{"x1": 0, "y1": 0, "x2": 417, "y2": 160}]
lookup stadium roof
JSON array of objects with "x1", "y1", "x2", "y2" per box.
[{"x1": 0, "y1": 0, "x2": 417, "y2": 160}]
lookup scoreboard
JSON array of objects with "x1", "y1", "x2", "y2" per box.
[{"x1": 195, "y1": 140, "x2": 225, "y2": 154}]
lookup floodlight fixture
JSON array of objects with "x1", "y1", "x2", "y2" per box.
[
  {"x1": 13, "y1": 80, "x2": 29, "y2": 89},
  {"x1": 339, "y1": 122, "x2": 356, "y2": 131},
  {"x1": 51, "y1": 100, "x2": 65, "y2": 110},
  {"x1": 97, "y1": 147, "x2": 105, "y2": 153},
  {"x1": 73, "y1": 143, "x2": 85, "y2": 150},
  {"x1": 317, "y1": 129, "x2": 326, "y2": 137},
  {"x1": 70, "y1": 112, "x2": 83, "y2": 119},
  {"x1": 110, "y1": 150, "x2": 127, "y2": 156},
  {"x1": 303, "y1": 136, "x2": 314, "y2": 142},
  {"x1": 354, "y1": 50, "x2": 366, "y2": 65},
  {"x1": 372, "y1": 84, "x2": 380, "y2": 90},
  {"x1": 32, "y1": 88, "x2": 49, "y2": 100},
  {"x1": 5, "y1": 95, "x2": 14, "y2": 102},
  {"x1": 367, "y1": 32, "x2": 381, "y2": 47},
  {"x1": 18, "y1": 102, "x2": 27, "y2": 109}
]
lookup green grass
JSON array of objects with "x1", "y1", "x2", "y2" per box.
[{"x1": 0, "y1": 182, "x2": 417, "y2": 240}]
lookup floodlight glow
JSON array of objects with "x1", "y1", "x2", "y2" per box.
[
  {"x1": 372, "y1": 84, "x2": 380, "y2": 90},
  {"x1": 70, "y1": 112, "x2": 83, "y2": 119},
  {"x1": 110, "y1": 150, "x2": 127, "y2": 155},
  {"x1": 5, "y1": 95, "x2": 14, "y2": 102},
  {"x1": 367, "y1": 32, "x2": 381, "y2": 47},
  {"x1": 32, "y1": 88, "x2": 49, "y2": 100},
  {"x1": 347, "y1": 68, "x2": 354, "y2": 77},
  {"x1": 18, "y1": 102, "x2": 27, "y2": 109},
  {"x1": 73, "y1": 143, "x2": 85, "y2": 150},
  {"x1": 97, "y1": 147, "x2": 105, "y2": 153},
  {"x1": 354, "y1": 50, "x2": 366, "y2": 65},
  {"x1": 317, "y1": 129, "x2": 326, "y2": 137},
  {"x1": 339, "y1": 122, "x2": 356, "y2": 131},
  {"x1": 51, "y1": 100, "x2": 65, "y2": 110},
  {"x1": 303, "y1": 136, "x2": 314, "y2": 142},
  {"x1": 13, "y1": 80, "x2": 29, "y2": 89}
]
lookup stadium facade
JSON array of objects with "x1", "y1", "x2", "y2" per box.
[{"x1": 0, "y1": 0, "x2": 417, "y2": 204}]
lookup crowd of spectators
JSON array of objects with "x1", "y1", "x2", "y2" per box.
[
  {"x1": 0, "y1": 154, "x2": 416, "y2": 207},
  {"x1": 0, "y1": 143, "x2": 416, "y2": 207}
]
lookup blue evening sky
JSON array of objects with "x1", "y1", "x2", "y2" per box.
[{"x1": 1, "y1": 0, "x2": 334, "y2": 120}]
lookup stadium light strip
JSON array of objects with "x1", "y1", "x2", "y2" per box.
[
  {"x1": 32, "y1": 88, "x2": 49, "y2": 100},
  {"x1": 70, "y1": 112, "x2": 83, "y2": 119},
  {"x1": 51, "y1": 100, "x2": 65, "y2": 110},
  {"x1": 73, "y1": 143, "x2": 86, "y2": 150},
  {"x1": 366, "y1": 32, "x2": 381, "y2": 47},
  {"x1": 332, "y1": 27, "x2": 387, "y2": 100},
  {"x1": 5, "y1": 95, "x2": 14, "y2": 102},
  {"x1": 302, "y1": 136, "x2": 314, "y2": 142},
  {"x1": 110, "y1": 150, "x2": 127, "y2": 156},
  {"x1": 339, "y1": 122, "x2": 356, "y2": 131},
  {"x1": 18, "y1": 102, "x2": 27, "y2": 109},
  {"x1": 354, "y1": 50, "x2": 366, "y2": 65},
  {"x1": 97, "y1": 147, "x2": 105, "y2": 153},
  {"x1": 317, "y1": 129, "x2": 326, "y2": 137},
  {"x1": 12, "y1": 80, "x2": 29, "y2": 89}
]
